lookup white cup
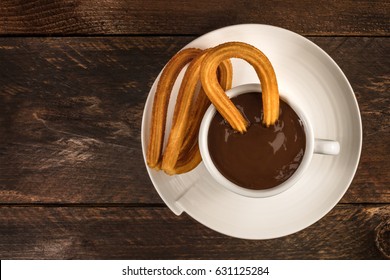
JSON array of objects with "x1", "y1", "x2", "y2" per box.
[{"x1": 199, "y1": 83, "x2": 340, "y2": 198}]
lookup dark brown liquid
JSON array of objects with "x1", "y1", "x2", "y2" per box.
[{"x1": 208, "y1": 92, "x2": 306, "y2": 190}]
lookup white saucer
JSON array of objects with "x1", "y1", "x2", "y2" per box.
[{"x1": 141, "y1": 24, "x2": 362, "y2": 239}]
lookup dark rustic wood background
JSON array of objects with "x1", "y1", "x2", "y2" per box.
[{"x1": 0, "y1": 0, "x2": 389, "y2": 259}]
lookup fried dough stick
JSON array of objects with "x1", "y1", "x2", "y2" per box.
[{"x1": 201, "y1": 42, "x2": 279, "y2": 133}]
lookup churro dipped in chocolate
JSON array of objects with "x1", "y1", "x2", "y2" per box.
[{"x1": 201, "y1": 42, "x2": 279, "y2": 132}]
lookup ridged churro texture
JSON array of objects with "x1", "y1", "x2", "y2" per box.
[
  {"x1": 147, "y1": 48, "x2": 201, "y2": 170},
  {"x1": 201, "y1": 42, "x2": 279, "y2": 132},
  {"x1": 146, "y1": 48, "x2": 233, "y2": 175},
  {"x1": 147, "y1": 41, "x2": 279, "y2": 174}
]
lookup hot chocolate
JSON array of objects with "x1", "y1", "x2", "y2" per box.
[{"x1": 208, "y1": 92, "x2": 306, "y2": 190}]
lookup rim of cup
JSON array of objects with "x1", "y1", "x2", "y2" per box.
[{"x1": 198, "y1": 83, "x2": 314, "y2": 198}]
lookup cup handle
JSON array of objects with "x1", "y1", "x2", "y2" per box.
[{"x1": 314, "y1": 139, "x2": 340, "y2": 155}]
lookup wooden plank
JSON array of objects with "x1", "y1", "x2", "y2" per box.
[
  {"x1": 0, "y1": 37, "x2": 389, "y2": 204},
  {"x1": 0, "y1": 205, "x2": 388, "y2": 259},
  {"x1": 0, "y1": 37, "x2": 174, "y2": 204},
  {"x1": 0, "y1": 0, "x2": 388, "y2": 36}
]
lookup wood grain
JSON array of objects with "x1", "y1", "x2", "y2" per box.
[
  {"x1": 0, "y1": 0, "x2": 388, "y2": 262},
  {"x1": 0, "y1": 0, "x2": 389, "y2": 36},
  {"x1": 0, "y1": 37, "x2": 388, "y2": 204},
  {"x1": 0, "y1": 205, "x2": 388, "y2": 259},
  {"x1": 0, "y1": 37, "x2": 178, "y2": 204}
]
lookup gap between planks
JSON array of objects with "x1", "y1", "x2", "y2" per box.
[{"x1": 0, "y1": 202, "x2": 388, "y2": 208}]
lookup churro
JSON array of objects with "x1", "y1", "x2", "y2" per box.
[
  {"x1": 180, "y1": 59, "x2": 232, "y2": 157},
  {"x1": 147, "y1": 48, "x2": 201, "y2": 169},
  {"x1": 201, "y1": 42, "x2": 279, "y2": 132},
  {"x1": 147, "y1": 48, "x2": 233, "y2": 174},
  {"x1": 147, "y1": 41, "x2": 280, "y2": 175},
  {"x1": 161, "y1": 51, "x2": 209, "y2": 174},
  {"x1": 163, "y1": 58, "x2": 233, "y2": 174}
]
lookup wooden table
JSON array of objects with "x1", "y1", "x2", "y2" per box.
[{"x1": 0, "y1": 0, "x2": 389, "y2": 259}]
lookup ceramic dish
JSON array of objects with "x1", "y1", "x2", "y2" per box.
[{"x1": 141, "y1": 24, "x2": 362, "y2": 239}]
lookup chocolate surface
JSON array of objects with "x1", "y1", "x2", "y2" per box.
[{"x1": 208, "y1": 92, "x2": 306, "y2": 190}]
